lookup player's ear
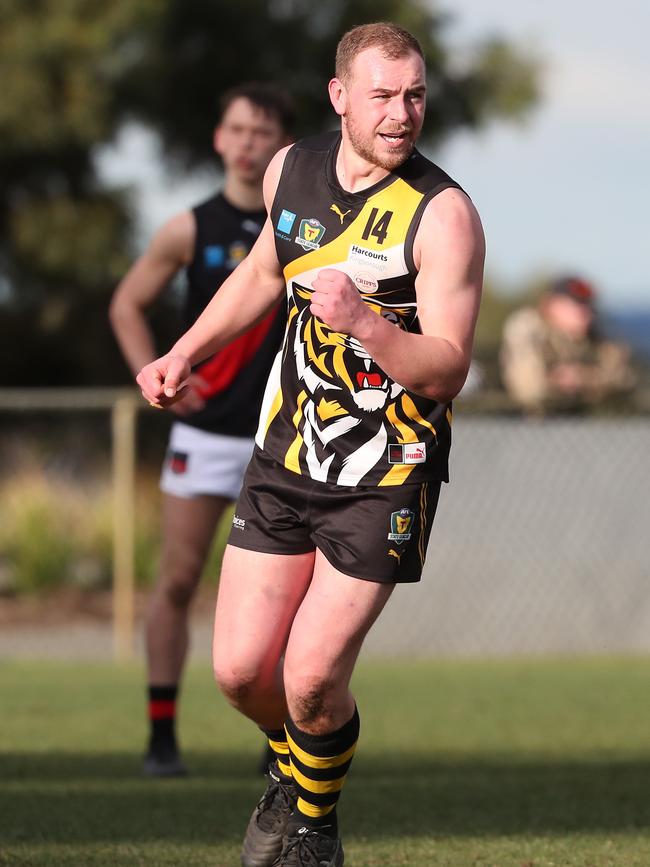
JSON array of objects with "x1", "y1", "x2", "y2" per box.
[{"x1": 328, "y1": 78, "x2": 347, "y2": 117}]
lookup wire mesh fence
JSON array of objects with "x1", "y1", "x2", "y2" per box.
[
  {"x1": 1, "y1": 390, "x2": 648, "y2": 658},
  {"x1": 365, "y1": 416, "x2": 649, "y2": 656}
]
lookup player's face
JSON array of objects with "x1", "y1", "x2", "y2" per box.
[
  {"x1": 214, "y1": 97, "x2": 288, "y2": 184},
  {"x1": 337, "y1": 47, "x2": 426, "y2": 171}
]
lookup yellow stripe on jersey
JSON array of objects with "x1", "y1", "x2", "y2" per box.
[
  {"x1": 378, "y1": 461, "x2": 417, "y2": 486},
  {"x1": 284, "y1": 390, "x2": 308, "y2": 473},
  {"x1": 378, "y1": 402, "x2": 419, "y2": 485},
  {"x1": 260, "y1": 304, "x2": 298, "y2": 438},
  {"x1": 283, "y1": 179, "x2": 424, "y2": 282},
  {"x1": 291, "y1": 764, "x2": 347, "y2": 795},
  {"x1": 386, "y1": 401, "x2": 420, "y2": 444},
  {"x1": 418, "y1": 482, "x2": 428, "y2": 566},
  {"x1": 262, "y1": 387, "x2": 283, "y2": 438},
  {"x1": 401, "y1": 393, "x2": 438, "y2": 437},
  {"x1": 304, "y1": 318, "x2": 332, "y2": 378},
  {"x1": 446, "y1": 407, "x2": 453, "y2": 425},
  {"x1": 286, "y1": 730, "x2": 358, "y2": 769}
]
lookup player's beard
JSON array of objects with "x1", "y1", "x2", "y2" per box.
[{"x1": 345, "y1": 115, "x2": 415, "y2": 171}]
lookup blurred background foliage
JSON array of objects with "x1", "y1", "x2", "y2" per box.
[{"x1": 0, "y1": 0, "x2": 540, "y2": 387}]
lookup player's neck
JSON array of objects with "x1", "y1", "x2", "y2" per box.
[
  {"x1": 222, "y1": 175, "x2": 265, "y2": 212},
  {"x1": 335, "y1": 137, "x2": 390, "y2": 194}
]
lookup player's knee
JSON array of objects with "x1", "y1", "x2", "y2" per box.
[
  {"x1": 213, "y1": 661, "x2": 260, "y2": 708},
  {"x1": 160, "y1": 563, "x2": 201, "y2": 609},
  {"x1": 286, "y1": 673, "x2": 337, "y2": 728}
]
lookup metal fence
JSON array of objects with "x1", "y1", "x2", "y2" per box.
[
  {"x1": 0, "y1": 388, "x2": 139, "y2": 659},
  {"x1": 1, "y1": 389, "x2": 648, "y2": 659},
  {"x1": 365, "y1": 416, "x2": 649, "y2": 657}
]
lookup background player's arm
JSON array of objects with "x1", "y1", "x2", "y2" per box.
[
  {"x1": 312, "y1": 188, "x2": 485, "y2": 403},
  {"x1": 109, "y1": 212, "x2": 194, "y2": 375},
  {"x1": 137, "y1": 147, "x2": 291, "y2": 407}
]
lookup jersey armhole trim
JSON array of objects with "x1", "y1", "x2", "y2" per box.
[{"x1": 403, "y1": 181, "x2": 463, "y2": 275}]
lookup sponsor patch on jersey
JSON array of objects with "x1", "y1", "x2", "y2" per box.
[
  {"x1": 232, "y1": 514, "x2": 246, "y2": 531},
  {"x1": 203, "y1": 245, "x2": 225, "y2": 268},
  {"x1": 388, "y1": 508, "x2": 415, "y2": 544},
  {"x1": 295, "y1": 218, "x2": 326, "y2": 251},
  {"x1": 387, "y1": 442, "x2": 426, "y2": 464},
  {"x1": 354, "y1": 272, "x2": 379, "y2": 293},
  {"x1": 277, "y1": 209, "x2": 297, "y2": 234},
  {"x1": 168, "y1": 451, "x2": 188, "y2": 474},
  {"x1": 349, "y1": 244, "x2": 388, "y2": 270}
]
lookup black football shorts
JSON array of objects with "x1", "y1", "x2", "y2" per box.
[{"x1": 227, "y1": 447, "x2": 442, "y2": 583}]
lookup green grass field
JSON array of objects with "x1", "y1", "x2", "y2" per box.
[{"x1": 2, "y1": 657, "x2": 650, "y2": 866}]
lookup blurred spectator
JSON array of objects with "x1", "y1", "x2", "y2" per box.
[{"x1": 500, "y1": 276, "x2": 636, "y2": 414}]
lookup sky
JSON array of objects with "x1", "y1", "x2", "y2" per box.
[
  {"x1": 99, "y1": 0, "x2": 650, "y2": 310},
  {"x1": 435, "y1": 0, "x2": 650, "y2": 308}
]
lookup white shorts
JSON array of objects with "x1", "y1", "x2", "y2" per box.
[{"x1": 160, "y1": 422, "x2": 255, "y2": 500}]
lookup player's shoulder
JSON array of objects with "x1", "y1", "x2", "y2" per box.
[
  {"x1": 292, "y1": 130, "x2": 340, "y2": 155},
  {"x1": 150, "y1": 209, "x2": 196, "y2": 264},
  {"x1": 417, "y1": 184, "x2": 484, "y2": 258},
  {"x1": 191, "y1": 192, "x2": 225, "y2": 219},
  {"x1": 397, "y1": 148, "x2": 462, "y2": 197},
  {"x1": 270, "y1": 131, "x2": 338, "y2": 186}
]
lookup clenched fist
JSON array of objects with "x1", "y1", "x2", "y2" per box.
[
  {"x1": 310, "y1": 268, "x2": 375, "y2": 338},
  {"x1": 136, "y1": 354, "x2": 192, "y2": 409}
]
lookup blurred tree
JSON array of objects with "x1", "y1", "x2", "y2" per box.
[
  {"x1": 121, "y1": 0, "x2": 539, "y2": 166},
  {"x1": 0, "y1": 0, "x2": 539, "y2": 386}
]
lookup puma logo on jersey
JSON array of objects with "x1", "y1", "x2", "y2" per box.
[
  {"x1": 388, "y1": 549, "x2": 403, "y2": 563},
  {"x1": 330, "y1": 203, "x2": 351, "y2": 224}
]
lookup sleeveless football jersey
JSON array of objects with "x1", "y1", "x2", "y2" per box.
[
  {"x1": 256, "y1": 132, "x2": 463, "y2": 487},
  {"x1": 182, "y1": 193, "x2": 286, "y2": 437}
]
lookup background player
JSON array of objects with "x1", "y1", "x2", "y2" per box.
[{"x1": 109, "y1": 82, "x2": 294, "y2": 776}]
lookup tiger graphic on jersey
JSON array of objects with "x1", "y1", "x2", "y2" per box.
[
  {"x1": 285, "y1": 281, "x2": 426, "y2": 483},
  {"x1": 257, "y1": 131, "x2": 460, "y2": 487}
]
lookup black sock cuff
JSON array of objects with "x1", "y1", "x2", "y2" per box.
[
  {"x1": 148, "y1": 684, "x2": 178, "y2": 701},
  {"x1": 261, "y1": 727, "x2": 287, "y2": 742},
  {"x1": 285, "y1": 706, "x2": 360, "y2": 756}
]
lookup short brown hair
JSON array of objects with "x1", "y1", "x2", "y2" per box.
[
  {"x1": 219, "y1": 82, "x2": 296, "y2": 134},
  {"x1": 335, "y1": 22, "x2": 424, "y2": 83}
]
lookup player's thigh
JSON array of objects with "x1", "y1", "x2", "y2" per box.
[
  {"x1": 213, "y1": 544, "x2": 316, "y2": 681},
  {"x1": 284, "y1": 549, "x2": 394, "y2": 691},
  {"x1": 159, "y1": 493, "x2": 230, "y2": 585}
]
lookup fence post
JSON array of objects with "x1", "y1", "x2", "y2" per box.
[{"x1": 111, "y1": 396, "x2": 137, "y2": 660}]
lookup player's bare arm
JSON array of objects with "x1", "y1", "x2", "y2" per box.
[
  {"x1": 310, "y1": 187, "x2": 485, "y2": 402},
  {"x1": 136, "y1": 147, "x2": 291, "y2": 408},
  {"x1": 109, "y1": 211, "x2": 195, "y2": 375}
]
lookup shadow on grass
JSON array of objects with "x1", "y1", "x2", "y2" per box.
[{"x1": 2, "y1": 750, "x2": 650, "y2": 846}]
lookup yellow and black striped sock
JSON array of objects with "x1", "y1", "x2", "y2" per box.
[
  {"x1": 261, "y1": 727, "x2": 292, "y2": 779},
  {"x1": 285, "y1": 706, "x2": 360, "y2": 832}
]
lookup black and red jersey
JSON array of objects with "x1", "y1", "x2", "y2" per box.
[{"x1": 181, "y1": 193, "x2": 286, "y2": 437}]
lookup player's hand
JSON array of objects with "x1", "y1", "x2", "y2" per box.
[
  {"x1": 136, "y1": 354, "x2": 192, "y2": 409},
  {"x1": 311, "y1": 268, "x2": 374, "y2": 338},
  {"x1": 169, "y1": 373, "x2": 209, "y2": 416}
]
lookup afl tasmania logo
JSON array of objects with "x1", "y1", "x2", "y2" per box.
[
  {"x1": 296, "y1": 218, "x2": 326, "y2": 251},
  {"x1": 354, "y1": 272, "x2": 379, "y2": 293}
]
